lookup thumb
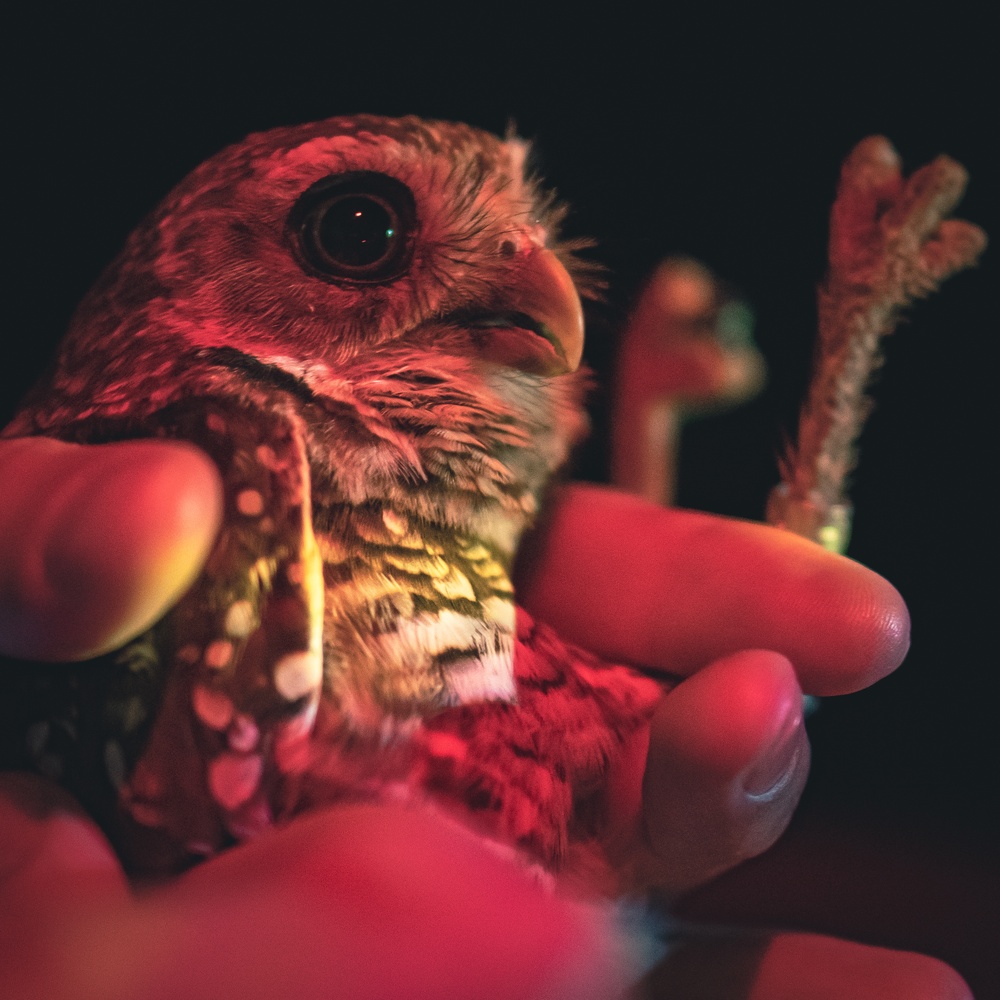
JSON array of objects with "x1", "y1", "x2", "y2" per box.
[
  {"x1": 0, "y1": 437, "x2": 222, "y2": 661},
  {"x1": 640, "y1": 650, "x2": 810, "y2": 896}
]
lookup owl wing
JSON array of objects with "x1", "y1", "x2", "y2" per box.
[
  {"x1": 115, "y1": 392, "x2": 326, "y2": 868},
  {"x1": 3, "y1": 377, "x2": 325, "y2": 871}
]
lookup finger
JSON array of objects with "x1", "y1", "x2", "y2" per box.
[
  {"x1": 11, "y1": 804, "x2": 632, "y2": 1000},
  {"x1": 636, "y1": 930, "x2": 972, "y2": 1000},
  {"x1": 517, "y1": 484, "x2": 909, "y2": 695},
  {"x1": 0, "y1": 772, "x2": 129, "y2": 908},
  {"x1": 0, "y1": 437, "x2": 223, "y2": 661},
  {"x1": 635, "y1": 651, "x2": 809, "y2": 895}
]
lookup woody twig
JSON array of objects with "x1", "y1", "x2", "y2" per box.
[{"x1": 767, "y1": 136, "x2": 987, "y2": 552}]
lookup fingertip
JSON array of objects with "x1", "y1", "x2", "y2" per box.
[
  {"x1": 52, "y1": 440, "x2": 224, "y2": 658},
  {"x1": 788, "y1": 544, "x2": 911, "y2": 694},
  {"x1": 639, "y1": 930, "x2": 973, "y2": 1000},
  {"x1": 0, "y1": 772, "x2": 129, "y2": 906},
  {"x1": 0, "y1": 438, "x2": 222, "y2": 660},
  {"x1": 753, "y1": 933, "x2": 974, "y2": 1000},
  {"x1": 641, "y1": 651, "x2": 811, "y2": 891},
  {"x1": 647, "y1": 650, "x2": 803, "y2": 780},
  {"x1": 666, "y1": 520, "x2": 912, "y2": 695},
  {"x1": 851, "y1": 572, "x2": 911, "y2": 683}
]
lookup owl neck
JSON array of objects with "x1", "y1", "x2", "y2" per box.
[
  {"x1": 296, "y1": 355, "x2": 586, "y2": 726},
  {"x1": 295, "y1": 351, "x2": 585, "y2": 558}
]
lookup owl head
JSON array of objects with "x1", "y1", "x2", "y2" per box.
[{"x1": 65, "y1": 115, "x2": 594, "y2": 385}]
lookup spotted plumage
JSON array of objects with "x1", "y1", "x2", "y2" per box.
[{"x1": 1, "y1": 115, "x2": 660, "y2": 879}]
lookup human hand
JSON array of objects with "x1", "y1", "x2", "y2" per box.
[
  {"x1": 518, "y1": 483, "x2": 969, "y2": 999},
  {"x1": 516, "y1": 482, "x2": 909, "y2": 896},
  {"x1": 0, "y1": 439, "x2": 970, "y2": 999}
]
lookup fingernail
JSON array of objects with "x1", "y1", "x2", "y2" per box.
[{"x1": 742, "y1": 708, "x2": 804, "y2": 800}]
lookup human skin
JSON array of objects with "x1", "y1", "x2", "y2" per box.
[{"x1": 0, "y1": 439, "x2": 971, "y2": 999}]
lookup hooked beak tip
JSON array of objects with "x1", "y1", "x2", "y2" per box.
[{"x1": 517, "y1": 247, "x2": 585, "y2": 374}]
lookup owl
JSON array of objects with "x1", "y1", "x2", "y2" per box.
[{"x1": 1, "y1": 116, "x2": 661, "y2": 881}]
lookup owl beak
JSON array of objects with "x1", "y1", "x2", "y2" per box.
[
  {"x1": 458, "y1": 246, "x2": 585, "y2": 376},
  {"x1": 510, "y1": 245, "x2": 585, "y2": 375}
]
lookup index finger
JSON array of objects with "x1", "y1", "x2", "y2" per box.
[{"x1": 516, "y1": 484, "x2": 909, "y2": 695}]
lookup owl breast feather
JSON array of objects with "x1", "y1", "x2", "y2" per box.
[{"x1": 5, "y1": 345, "x2": 660, "y2": 876}]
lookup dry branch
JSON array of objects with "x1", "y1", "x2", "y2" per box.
[{"x1": 767, "y1": 136, "x2": 987, "y2": 551}]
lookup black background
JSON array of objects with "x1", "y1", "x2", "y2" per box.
[{"x1": 5, "y1": 4, "x2": 998, "y2": 994}]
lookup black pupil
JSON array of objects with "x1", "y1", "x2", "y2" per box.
[
  {"x1": 288, "y1": 171, "x2": 415, "y2": 283},
  {"x1": 317, "y1": 195, "x2": 396, "y2": 268}
]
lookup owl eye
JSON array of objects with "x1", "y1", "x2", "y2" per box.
[{"x1": 288, "y1": 171, "x2": 417, "y2": 283}]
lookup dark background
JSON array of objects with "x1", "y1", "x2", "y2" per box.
[{"x1": 5, "y1": 5, "x2": 997, "y2": 995}]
